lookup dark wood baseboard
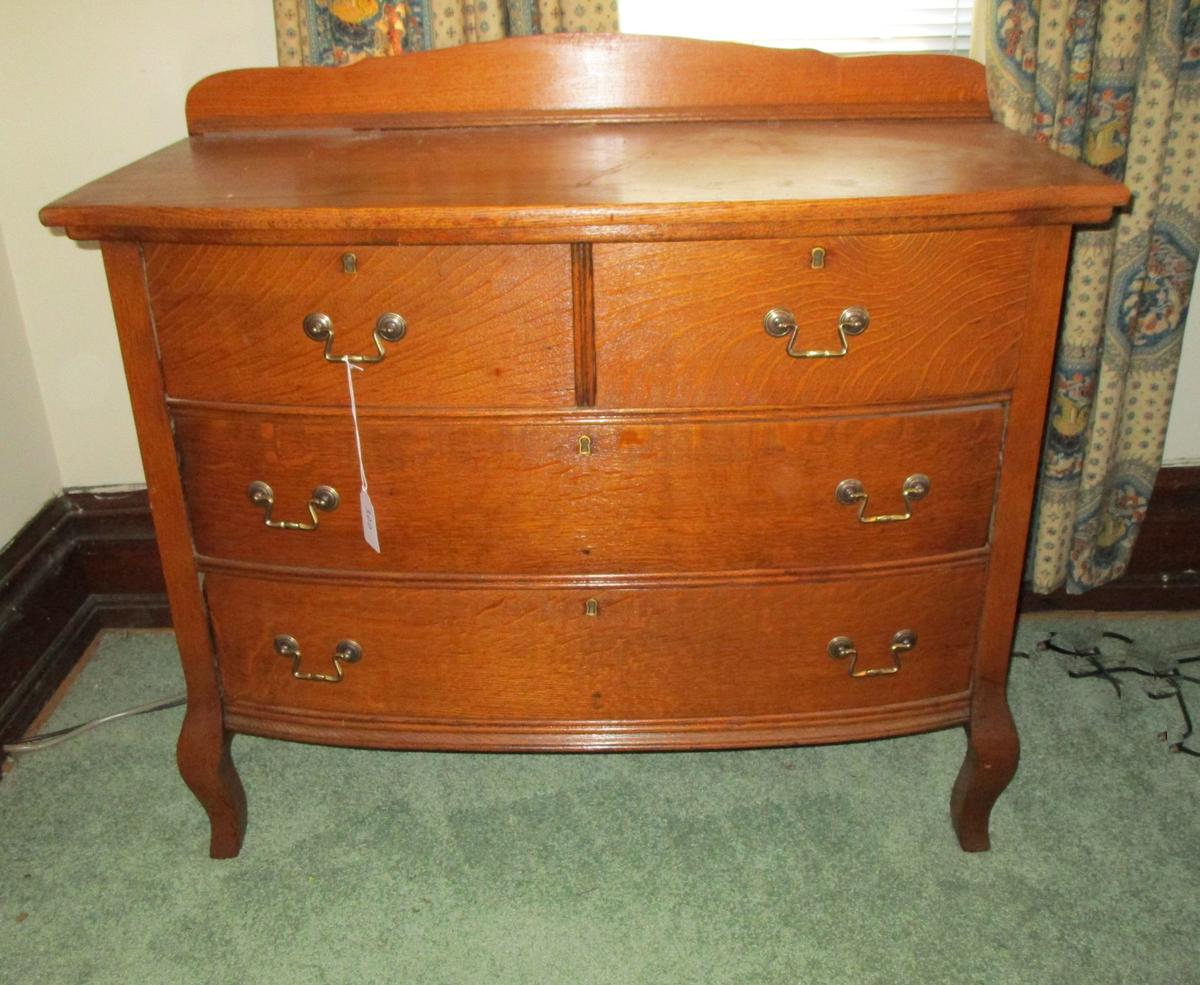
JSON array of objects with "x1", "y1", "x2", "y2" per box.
[
  {"x1": 0, "y1": 488, "x2": 169, "y2": 760},
  {"x1": 1, "y1": 467, "x2": 1196, "y2": 758},
  {"x1": 1020, "y1": 465, "x2": 1200, "y2": 613}
]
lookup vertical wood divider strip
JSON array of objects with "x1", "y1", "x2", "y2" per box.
[{"x1": 572, "y1": 242, "x2": 597, "y2": 407}]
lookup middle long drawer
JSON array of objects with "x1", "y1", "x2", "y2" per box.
[{"x1": 176, "y1": 405, "x2": 1004, "y2": 575}]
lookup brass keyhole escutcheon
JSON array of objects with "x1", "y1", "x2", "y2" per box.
[
  {"x1": 578, "y1": 435, "x2": 593, "y2": 455},
  {"x1": 584, "y1": 598, "x2": 599, "y2": 617}
]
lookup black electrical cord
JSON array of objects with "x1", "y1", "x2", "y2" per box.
[{"x1": 2, "y1": 694, "x2": 186, "y2": 755}]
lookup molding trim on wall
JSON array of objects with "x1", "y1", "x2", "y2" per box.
[
  {"x1": 1020, "y1": 465, "x2": 1200, "y2": 613},
  {"x1": 1, "y1": 468, "x2": 1196, "y2": 760},
  {"x1": 0, "y1": 487, "x2": 168, "y2": 761}
]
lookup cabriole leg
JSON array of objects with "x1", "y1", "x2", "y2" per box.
[
  {"x1": 950, "y1": 679, "x2": 1019, "y2": 852},
  {"x1": 177, "y1": 705, "x2": 246, "y2": 859}
]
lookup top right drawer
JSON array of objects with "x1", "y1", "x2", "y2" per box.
[{"x1": 592, "y1": 229, "x2": 1034, "y2": 408}]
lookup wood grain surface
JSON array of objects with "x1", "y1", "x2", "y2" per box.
[
  {"x1": 594, "y1": 230, "x2": 1031, "y2": 407},
  {"x1": 951, "y1": 224, "x2": 1074, "y2": 851},
  {"x1": 208, "y1": 560, "x2": 987, "y2": 731},
  {"x1": 101, "y1": 243, "x2": 245, "y2": 858},
  {"x1": 40, "y1": 120, "x2": 1128, "y2": 244},
  {"x1": 146, "y1": 243, "x2": 574, "y2": 407},
  {"x1": 175, "y1": 405, "x2": 1004, "y2": 575},
  {"x1": 186, "y1": 35, "x2": 991, "y2": 133}
]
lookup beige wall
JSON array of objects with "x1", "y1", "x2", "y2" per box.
[
  {"x1": 0, "y1": 1, "x2": 279, "y2": 545},
  {"x1": 1162, "y1": 273, "x2": 1200, "y2": 464},
  {"x1": 0, "y1": 227, "x2": 60, "y2": 545}
]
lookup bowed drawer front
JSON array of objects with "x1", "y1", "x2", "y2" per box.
[
  {"x1": 176, "y1": 405, "x2": 1004, "y2": 574},
  {"x1": 208, "y1": 562, "x2": 988, "y2": 735}
]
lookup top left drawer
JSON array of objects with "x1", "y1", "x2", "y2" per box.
[{"x1": 144, "y1": 244, "x2": 576, "y2": 408}]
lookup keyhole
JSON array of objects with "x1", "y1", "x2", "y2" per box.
[{"x1": 578, "y1": 435, "x2": 593, "y2": 456}]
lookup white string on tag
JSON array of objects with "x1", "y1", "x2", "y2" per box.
[{"x1": 343, "y1": 357, "x2": 381, "y2": 553}]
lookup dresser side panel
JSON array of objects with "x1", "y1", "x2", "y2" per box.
[
  {"x1": 974, "y1": 225, "x2": 1075, "y2": 685},
  {"x1": 100, "y1": 242, "x2": 245, "y2": 857},
  {"x1": 947, "y1": 224, "x2": 1074, "y2": 850}
]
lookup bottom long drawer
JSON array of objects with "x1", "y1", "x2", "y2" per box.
[{"x1": 207, "y1": 562, "x2": 986, "y2": 747}]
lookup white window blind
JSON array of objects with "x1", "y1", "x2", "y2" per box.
[{"x1": 619, "y1": 1, "x2": 976, "y2": 57}]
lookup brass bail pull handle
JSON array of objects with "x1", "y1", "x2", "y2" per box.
[
  {"x1": 274, "y1": 635, "x2": 362, "y2": 683},
  {"x1": 763, "y1": 305, "x2": 869, "y2": 359},
  {"x1": 303, "y1": 311, "x2": 407, "y2": 364},
  {"x1": 247, "y1": 481, "x2": 339, "y2": 531},
  {"x1": 828, "y1": 630, "x2": 917, "y2": 678},
  {"x1": 836, "y1": 473, "x2": 930, "y2": 524}
]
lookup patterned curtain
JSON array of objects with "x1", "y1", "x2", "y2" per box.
[
  {"x1": 988, "y1": 0, "x2": 1200, "y2": 594},
  {"x1": 274, "y1": 0, "x2": 618, "y2": 65}
]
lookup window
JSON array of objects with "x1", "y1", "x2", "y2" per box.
[{"x1": 618, "y1": 1, "x2": 976, "y2": 57}]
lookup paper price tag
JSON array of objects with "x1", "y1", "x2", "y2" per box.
[
  {"x1": 343, "y1": 359, "x2": 381, "y2": 554},
  {"x1": 359, "y1": 487, "x2": 381, "y2": 554}
]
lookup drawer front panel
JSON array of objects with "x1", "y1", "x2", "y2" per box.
[
  {"x1": 177, "y1": 406, "x2": 1004, "y2": 574},
  {"x1": 145, "y1": 244, "x2": 575, "y2": 407},
  {"x1": 210, "y1": 562, "x2": 985, "y2": 724},
  {"x1": 593, "y1": 230, "x2": 1032, "y2": 407}
]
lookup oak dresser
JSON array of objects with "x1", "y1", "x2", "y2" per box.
[{"x1": 41, "y1": 35, "x2": 1128, "y2": 857}]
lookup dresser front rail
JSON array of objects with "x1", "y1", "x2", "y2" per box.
[{"x1": 225, "y1": 695, "x2": 972, "y2": 752}]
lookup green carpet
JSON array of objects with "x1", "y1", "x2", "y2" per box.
[{"x1": 2, "y1": 615, "x2": 1198, "y2": 985}]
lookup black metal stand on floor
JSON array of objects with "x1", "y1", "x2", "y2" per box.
[{"x1": 1023, "y1": 628, "x2": 1200, "y2": 757}]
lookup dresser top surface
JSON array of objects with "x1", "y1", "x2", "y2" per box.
[
  {"x1": 42, "y1": 118, "x2": 1126, "y2": 243},
  {"x1": 40, "y1": 35, "x2": 1127, "y2": 243}
]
